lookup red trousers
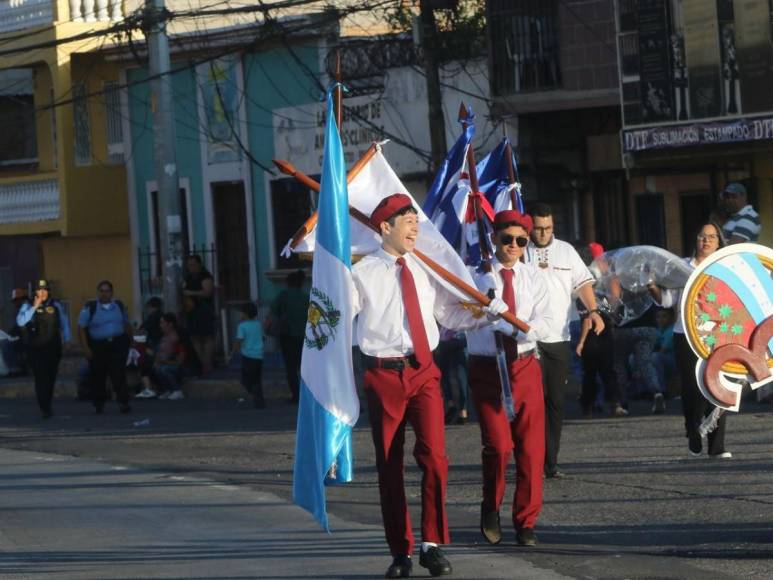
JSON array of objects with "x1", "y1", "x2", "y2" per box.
[
  {"x1": 364, "y1": 363, "x2": 449, "y2": 556},
  {"x1": 468, "y1": 353, "x2": 545, "y2": 530}
]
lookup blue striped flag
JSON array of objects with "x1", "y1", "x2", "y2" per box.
[{"x1": 292, "y1": 88, "x2": 359, "y2": 531}]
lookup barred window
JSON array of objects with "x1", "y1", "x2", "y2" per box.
[
  {"x1": 103, "y1": 81, "x2": 124, "y2": 163},
  {"x1": 72, "y1": 83, "x2": 91, "y2": 166},
  {"x1": 488, "y1": 0, "x2": 562, "y2": 95}
]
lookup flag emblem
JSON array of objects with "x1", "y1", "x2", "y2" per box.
[{"x1": 305, "y1": 287, "x2": 341, "y2": 351}]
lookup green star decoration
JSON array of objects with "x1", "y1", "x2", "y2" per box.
[
  {"x1": 731, "y1": 324, "x2": 744, "y2": 336},
  {"x1": 718, "y1": 304, "x2": 733, "y2": 319},
  {"x1": 719, "y1": 322, "x2": 729, "y2": 333},
  {"x1": 706, "y1": 291, "x2": 717, "y2": 302},
  {"x1": 700, "y1": 312, "x2": 711, "y2": 323},
  {"x1": 705, "y1": 335, "x2": 717, "y2": 347}
]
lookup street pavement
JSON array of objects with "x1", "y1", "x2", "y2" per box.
[{"x1": 0, "y1": 389, "x2": 772, "y2": 579}]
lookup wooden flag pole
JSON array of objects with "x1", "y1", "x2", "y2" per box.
[
  {"x1": 274, "y1": 143, "x2": 379, "y2": 249},
  {"x1": 273, "y1": 164, "x2": 530, "y2": 333},
  {"x1": 459, "y1": 102, "x2": 492, "y2": 262}
]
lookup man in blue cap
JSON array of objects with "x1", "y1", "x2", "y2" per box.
[
  {"x1": 16, "y1": 279, "x2": 71, "y2": 418},
  {"x1": 719, "y1": 182, "x2": 761, "y2": 244}
]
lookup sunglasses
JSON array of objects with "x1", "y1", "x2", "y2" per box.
[{"x1": 499, "y1": 234, "x2": 529, "y2": 248}]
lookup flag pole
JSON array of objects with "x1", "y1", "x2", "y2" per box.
[
  {"x1": 459, "y1": 102, "x2": 493, "y2": 262},
  {"x1": 501, "y1": 118, "x2": 521, "y2": 211},
  {"x1": 274, "y1": 143, "x2": 379, "y2": 249},
  {"x1": 272, "y1": 165, "x2": 530, "y2": 334}
]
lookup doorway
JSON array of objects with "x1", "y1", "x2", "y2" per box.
[{"x1": 212, "y1": 181, "x2": 250, "y2": 302}]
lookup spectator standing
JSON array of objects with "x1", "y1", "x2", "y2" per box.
[
  {"x1": 269, "y1": 270, "x2": 309, "y2": 404},
  {"x1": 78, "y1": 280, "x2": 133, "y2": 414},
  {"x1": 524, "y1": 203, "x2": 604, "y2": 478},
  {"x1": 182, "y1": 255, "x2": 216, "y2": 374},
  {"x1": 136, "y1": 297, "x2": 164, "y2": 399},
  {"x1": 16, "y1": 280, "x2": 71, "y2": 418},
  {"x1": 719, "y1": 182, "x2": 761, "y2": 244},
  {"x1": 3, "y1": 288, "x2": 30, "y2": 375},
  {"x1": 648, "y1": 222, "x2": 731, "y2": 458},
  {"x1": 435, "y1": 327, "x2": 469, "y2": 424},
  {"x1": 574, "y1": 243, "x2": 625, "y2": 419},
  {"x1": 235, "y1": 302, "x2": 265, "y2": 408},
  {"x1": 651, "y1": 308, "x2": 677, "y2": 413}
]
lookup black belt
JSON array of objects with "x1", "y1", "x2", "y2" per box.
[
  {"x1": 362, "y1": 353, "x2": 420, "y2": 371},
  {"x1": 92, "y1": 335, "x2": 126, "y2": 344},
  {"x1": 470, "y1": 349, "x2": 534, "y2": 363}
]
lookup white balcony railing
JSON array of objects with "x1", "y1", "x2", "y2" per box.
[
  {"x1": 0, "y1": 0, "x2": 125, "y2": 34},
  {"x1": 0, "y1": 178, "x2": 59, "y2": 224},
  {"x1": 0, "y1": 0, "x2": 53, "y2": 33},
  {"x1": 70, "y1": 0, "x2": 123, "y2": 23}
]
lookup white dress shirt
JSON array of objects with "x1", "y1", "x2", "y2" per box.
[
  {"x1": 352, "y1": 248, "x2": 485, "y2": 358},
  {"x1": 466, "y1": 258, "x2": 553, "y2": 356},
  {"x1": 655, "y1": 257, "x2": 695, "y2": 335},
  {"x1": 523, "y1": 237, "x2": 594, "y2": 342}
]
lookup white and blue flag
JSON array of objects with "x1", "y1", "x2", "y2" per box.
[{"x1": 292, "y1": 88, "x2": 359, "y2": 532}]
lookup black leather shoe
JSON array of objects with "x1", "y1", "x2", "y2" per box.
[
  {"x1": 385, "y1": 555, "x2": 412, "y2": 578},
  {"x1": 516, "y1": 527, "x2": 538, "y2": 547},
  {"x1": 480, "y1": 508, "x2": 502, "y2": 544},
  {"x1": 419, "y1": 546, "x2": 452, "y2": 576}
]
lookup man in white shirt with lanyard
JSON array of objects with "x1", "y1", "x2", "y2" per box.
[
  {"x1": 523, "y1": 203, "x2": 604, "y2": 479},
  {"x1": 467, "y1": 210, "x2": 554, "y2": 548},
  {"x1": 353, "y1": 193, "x2": 510, "y2": 578}
]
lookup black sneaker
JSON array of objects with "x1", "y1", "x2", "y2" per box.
[
  {"x1": 480, "y1": 507, "x2": 502, "y2": 544},
  {"x1": 544, "y1": 467, "x2": 565, "y2": 479},
  {"x1": 688, "y1": 434, "x2": 702, "y2": 457},
  {"x1": 385, "y1": 555, "x2": 412, "y2": 578},
  {"x1": 419, "y1": 546, "x2": 452, "y2": 576},
  {"x1": 516, "y1": 527, "x2": 538, "y2": 547}
]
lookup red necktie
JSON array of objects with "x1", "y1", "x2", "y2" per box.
[
  {"x1": 396, "y1": 257, "x2": 432, "y2": 368},
  {"x1": 500, "y1": 268, "x2": 518, "y2": 359}
]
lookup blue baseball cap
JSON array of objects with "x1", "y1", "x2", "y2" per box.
[{"x1": 721, "y1": 182, "x2": 746, "y2": 198}]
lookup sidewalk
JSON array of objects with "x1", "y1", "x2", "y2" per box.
[
  {"x1": 0, "y1": 354, "x2": 293, "y2": 401},
  {"x1": 0, "y1": 447, "x2": 565, "y2": 580}
]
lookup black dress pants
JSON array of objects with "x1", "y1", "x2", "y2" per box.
[
  {"x1": 538, "y1": 341, "x2": 571, "y2": 472},
  {"x1": 674, "y1": 332, "x2": 727, "y2": 455},
  {"x1": 279, "y1": 334, "x2": 303, "y2": 400},
  {"x1": 90, "y1": 335, "x2": 130, "y2": 408},
  {"x1": 580, "y1": 331, "x2": 621, "y2": 410},
  {"x1": 27, "y1": 343, "x2": 62, "y2": 414}
]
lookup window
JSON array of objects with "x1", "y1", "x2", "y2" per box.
[
  {"x1": 270, "y1": 176, "x2": 319, "y2": 269},
  {"x1": 488, "y1": 0, "x2": 561, "y2": 95},
  {"x1": 0, "y1": 69, "x2": 36, "y2": 168},
  {"x1": 103, "y1": 81, "x2": 124, "y2": 163},
  {"x1": 635, "y1": 193, "x2": 666, "y2": 247},
  {"x1": 72, "y1": 83, "x2": 91, "y2": 165}
]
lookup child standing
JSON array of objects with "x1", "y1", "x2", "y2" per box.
[{"x1": 235, "y1": 303, "x2": 265, "y2": 408}]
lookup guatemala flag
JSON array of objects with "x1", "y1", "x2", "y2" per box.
[{"x1": 292, "y1": 88, "x2": 359, "y2": 532}]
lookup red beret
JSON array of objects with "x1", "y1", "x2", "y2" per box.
[
  {"x1": 494, "y1": 210, "x2": 533, "y2": 234},
  {"x1": 370, "y1": 193, "x2": 414, "y2": 229},
  {"x1": 588, "y1": 242, "x2": 605, "y2": 259}
]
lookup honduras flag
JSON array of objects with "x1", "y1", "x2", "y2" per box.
[
  {"x1": 476, "y1": 137, "x2": 524, "y2": 213},
  {"x1": 292, "y1": 87, "x2": 359, "y2": 532},
  {"x1": 422, "y1": 107, "x2": 475, "y2": 252}
]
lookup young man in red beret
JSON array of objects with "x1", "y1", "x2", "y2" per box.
[
  {"x1": 466, "y1": 210, "x2": 553, "y2": 547},
  {"x1": 353, "y1": 193, "x2": 509, "y2": 578}
]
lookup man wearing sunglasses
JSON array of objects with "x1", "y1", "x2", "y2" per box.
[
  {"x1": 525, "y1": 202, "x2": 603, "y2": 479},
  {"x1": 466, "y1": 210, "x2": 554, "y2": 548}
]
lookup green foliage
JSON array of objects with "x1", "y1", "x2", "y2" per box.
[{"x1": 382, "y1": 0, "x2": 487, "y2": 61}]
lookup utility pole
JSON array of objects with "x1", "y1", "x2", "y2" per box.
[
  {"x1": 145, "y1": 0, "x2": 183, "y2": 313},
  {"x1": 419, "y1": 0, "x2": 448, "y2": 175}
]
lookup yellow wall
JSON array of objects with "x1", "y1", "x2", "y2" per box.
[{"x1": 40, "y1": 234, "x2": 136, "y2": 329}]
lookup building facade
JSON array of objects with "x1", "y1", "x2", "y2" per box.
[{"x1": 616, "y1": 0, "x2": 773, "y2": 254}]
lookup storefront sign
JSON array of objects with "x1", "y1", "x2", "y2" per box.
[{"x1": 622, "y1": 114, "x2": 773, "y2": 152}]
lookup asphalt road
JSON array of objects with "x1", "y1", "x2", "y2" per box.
[{"x1": 0, "y1": 394, "x2": 771, "y2": 579}]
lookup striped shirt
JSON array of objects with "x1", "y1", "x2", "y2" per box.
[{"x1": 723, "y1": 205, "x2": 761, "y2": 243}]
